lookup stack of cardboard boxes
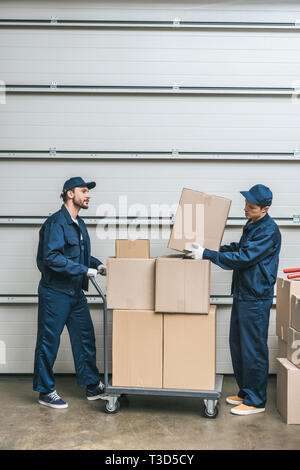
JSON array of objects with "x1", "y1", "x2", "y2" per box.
[
  {"x1": 276, "y1": 278, "x2": 300, "y2": 423},
  {"x1": 107, "y1": 188, "x2": 231, "y2": 391}
]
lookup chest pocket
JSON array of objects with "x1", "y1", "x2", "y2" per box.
[{"x1": 65, "y1": 235, "x2": 80, "y2": 259}]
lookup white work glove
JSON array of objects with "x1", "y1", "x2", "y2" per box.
[
  {"x1": 188, "y1": 242, "x2": 205, "y2": 260},
  {"x1": 87, "y1": 268, "x2": 98, "y2": 278},
  {"x1": 97, "y1": 265, "x2": 107, "y2": 276}
]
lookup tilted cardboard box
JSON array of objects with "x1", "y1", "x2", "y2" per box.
[
  {"x1": 277, "y1": 357, "x2": 300, "y2": 424},
  {"x1": 115, "y1": 239, "x2": 150, "y2": 258},
  {"x1": 291, "y1": 295, "x2": 300, "y2": 334},
  {"x1": 168, "y1": 188, "x2": 231, "y2": 253},
  {"x1": 276, "y1": 278, "x2": 300, "y2": 342},
  {"x1": 112, "y1": 310, "x2": 163, "y2": 388},
  {"x1": 107, "y1": 258, "x2": 155, "y2": 310},
  {"x1": 155, "y1": 255, "x2": 210, "y2": 314},
  {"x1": 163, "y1": 306, "x2": 216, "y2": 391}
]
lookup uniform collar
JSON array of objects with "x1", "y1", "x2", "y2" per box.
[
  {"x1": 61, "y1": 204, "x2": 83, "y2": 226},
  {"x1": 244, "y1": 212, "x2": 270, "y2": 231}
]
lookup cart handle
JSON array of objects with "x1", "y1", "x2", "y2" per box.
[
  {"x1": 284, "y1": 268, "x2": 300, "y2": 274},
  {"x1": 90, "y1": 276, "x2": 106, "y2": 305},
  {"x1": 89, "y1": 276, "x2": 108, "y2": 389},
  {"x1": 287, "y1": 273, "x2": 300, "y2": 279}
]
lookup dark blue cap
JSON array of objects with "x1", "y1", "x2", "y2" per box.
[
  {"x1": 240, "y1": 184, "x2": 272, "y2": 207},
  {"x1": 62, "y1": 177, "x2": 96, "y2": 193}
]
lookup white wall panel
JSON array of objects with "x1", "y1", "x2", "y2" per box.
[
  {"x1": 0, "y1": 159, "x2": 299, "y2": 217},
  {"x1": 1, "y1": 0, "x2": 300, "y2": 22},
  {"x1": 1, "y1": 94, "x2": 300, "y2": 153},
  {"x1": 0, "y1": 224, "x2": 297, "y2": 296},
  {"x1": 2, "y1": 29, "x2": 300, "y2": 87}
]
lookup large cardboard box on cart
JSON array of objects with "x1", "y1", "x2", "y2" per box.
[
  {"x1": 163, "y1": 306, "x2": 216, "y2": 390},
  {"x1": 115, "y1": 239, "x2": 150, "y2": 258},
  {"x1": 112, "y1": 306, "x2": 216, "y2": 391},
  {"x1": 155, "y1": 256, "x2": 211, "y2": 314},
  {"x1": 106, "y1": 257, "x2": 155, "y2": 310},
  {"x1": 112, "y1": 309, "x2": 163, "y2": 388}
]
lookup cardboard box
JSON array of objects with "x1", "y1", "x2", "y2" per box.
[
  {"x1": 277, "y1": 337, "x2": 287, "y2": 359},
  {"x1": 276, "y1": 278, "x2": 300, "y2": 342},
  {"x1": 287, "y1": 327, "x2": 300, "y2": 370},
  {"x1": 115, "y1": 239, "x2": 150, "y2": 258},
  {"x1": 163, "y1": 306, "x2": 216, "y2": 390},
  {"x1": 107, "y1": 258, "x2": 155, "y2": 310},
  {"x1": 277, "y1": 357, "x2": 300, "y2": 424},
  {"x1": 112, "y1": 310, "x2": 163, "y2": 388},
  {"x1": 291, "y1": 295, "x2": 300, "y2": 333},
  {"x1": 155, "y1": 255, "x2": 210, "y2": 314},
  {"x1": 168, "y1": 188, "x2": 231, "y2": 253}
]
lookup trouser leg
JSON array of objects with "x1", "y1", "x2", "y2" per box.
[
  {"x1": 229, "y1": 299, "x2": 246, "y2": 399},
  {"x1": 236, "y1": 299, "x2": 272, "y2": 408},
  {"x1": 66, "y1": 290, "x2": 100, "y2": 387},
  {"x1": 33, "y1": 285, "x2": 71, "y2": 393}
]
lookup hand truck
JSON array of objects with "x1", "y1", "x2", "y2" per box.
[{"x1": 90, "y1": 276, "x2": 223, "y2": 419}]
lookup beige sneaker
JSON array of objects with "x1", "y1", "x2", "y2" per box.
[
  {"x1": 226, "y1": 395, "x2": 243, "y2": 405},
  {"x1": 230, "y1": 404, "x2": 265, "y2": 415}
]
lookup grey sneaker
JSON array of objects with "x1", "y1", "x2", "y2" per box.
[{"x1": 86, "y1": 381, "x2": 106, "y2": 400}]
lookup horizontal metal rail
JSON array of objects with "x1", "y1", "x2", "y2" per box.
[
  {"x1": 0, "y1": 295, "x2": 276, "y2": 305},
  {"x1": 0, "y1": 216, "x2": 298, "y2": 227},
  {"x1": 0, "y1": 150, "x2": 299, "y2": 161},
  {"x1": 106, "y1": 375, "x2": 223, "y2": 398},
  {"x1": 0, "y1": 18, "x2": 299, "y2": 30},
  {"x1": 5, "y1": 84, "x2": 298, "y2": 95}
]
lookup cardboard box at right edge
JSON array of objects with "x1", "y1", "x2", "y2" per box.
[
  {"x1": 291, "y1": 294, "x2": 300, "y2": 333},
  {"x1": 277, "y1": 358, "x2": 300, "y2": 424},
  {"x1": 276, "y1": 278, "x2": 300, "y2": 342}
]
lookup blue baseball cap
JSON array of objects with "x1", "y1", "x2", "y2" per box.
[
  {"x1": 62, "y1": 177, "x2": 96, "y2": 193},
  {"x1": 240, "y1": 184, "x2": 272, "y2": 207}
]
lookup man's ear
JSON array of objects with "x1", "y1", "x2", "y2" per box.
[
  {"x1": 67, "y1": 189, "x2": 74, "y2": 200},
  {"x1": 263, "y1": 206, "x2": 270, "y2": 214}
]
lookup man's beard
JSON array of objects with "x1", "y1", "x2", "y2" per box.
[{"x1": 73, "y1": 197, "x2": 89, "y2": 210}]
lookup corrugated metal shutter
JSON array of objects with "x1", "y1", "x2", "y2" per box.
[{"x1": 1, "y1": 0, "x2": 300, "y2": 375}]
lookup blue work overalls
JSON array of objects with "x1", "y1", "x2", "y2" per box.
[
  {"x1": 203, "y1": 213, "x2": 281, "y2": 407},
  {"x1": 33, "y1": 205, "x2": 102, "y2": 393}
]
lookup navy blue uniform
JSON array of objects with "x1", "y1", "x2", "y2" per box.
[
  {"x1": 203, "y1": 213, "x2": 281, "y2": 407},
  {"x1": 33, "y1": 205, "x2": 102, "y2": 393}
]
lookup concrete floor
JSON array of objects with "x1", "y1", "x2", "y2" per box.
[{"x1": 0, "y1": 374, "x2": 299, "y2": 450}]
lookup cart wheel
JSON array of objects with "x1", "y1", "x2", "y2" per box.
[
  {"x1": 105, "y1": 399, "x2": 120, "y2": 414},
  {"x1": 202, "y1": 402, "x2": 219, "y2": 419}
]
